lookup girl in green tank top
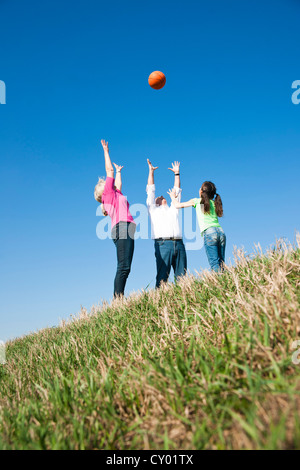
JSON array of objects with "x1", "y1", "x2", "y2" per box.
[{"x1": 168, "y1": 181, "x2": 226, "y2": 272}]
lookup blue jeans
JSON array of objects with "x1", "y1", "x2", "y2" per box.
[
  {"x1": 112, "y1": 222, "x2": 136, "y2": 297},
  {"x1": 154, "y1": 239, "x2": 187, "y2": 288},
  {"x1": 203, "y1": 227, "x2": 226, "y2": 272}
]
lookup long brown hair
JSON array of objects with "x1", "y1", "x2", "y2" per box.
[{"x1": 201, "y1": 181, "x2": 223, "y2": 217}]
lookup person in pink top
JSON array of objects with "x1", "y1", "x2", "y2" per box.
[{"x1": 94, "y1": 140, "x2": 136, "y2": 297}]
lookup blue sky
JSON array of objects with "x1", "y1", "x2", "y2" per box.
[{"x1": 0, "y1": 0, "x2": 299, "y2": 341}]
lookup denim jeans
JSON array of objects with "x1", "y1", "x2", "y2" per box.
[
  {"x1": 203, "y1": 227, "x2": 226, "y2": 272},
  {"x1": 154, "y1": 239, "x2": 187, "y2": 288},
  {"x1": 112, "y1": 222, "x2": 136, "y2": 297}
]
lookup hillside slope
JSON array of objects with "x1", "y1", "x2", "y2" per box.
[{"x1": 0, "y1": 240, "x2": 300, "y2": 450}]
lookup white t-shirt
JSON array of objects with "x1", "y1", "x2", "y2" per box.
[{"x1": 146, "y1": 184, "x2": 182, "y2": 239}]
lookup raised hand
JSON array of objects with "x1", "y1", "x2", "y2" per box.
[
  {"x1": 113, "y1": 163, "x2": 124, "y2": 172},
  {"x1": 167, "y1": 188, "x2": 177, "y2": 200},
  {"x1": 168, "y1": 161, "x2": 180, "y2": 174},
  {"x1": 101, "y1": 139, "x2": 109, "y2": 153},
  {"x1": 114, "y1": 162, "x2": 123, "y2": 191},
  {"x1": 147, "y1": 159, "x2": 159, "y2": 171},
  {"x1": 101, "y1": 139, "x2": 114, "y2": 176}
]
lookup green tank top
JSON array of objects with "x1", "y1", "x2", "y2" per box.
[{"x1": 193, "y1": 198, "x2": 221, "y2": 236}]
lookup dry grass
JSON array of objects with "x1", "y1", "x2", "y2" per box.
[{"x1": 0, "y1": 236, "x2": 299, "y2": 449}]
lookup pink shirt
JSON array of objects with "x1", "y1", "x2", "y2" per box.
[{"x1": 102, "y1": 177, "x2": 135, "y2": 229}]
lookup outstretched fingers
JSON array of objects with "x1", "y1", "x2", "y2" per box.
[
  {"x1": 101, "y1": 139, "x2": 109, "y2": 152},
  {"x1": 113, "y1": 162, "x2": 124, "y2": 171},
  {"x1": 167, "y1": 188, "x2": 177, "y2": 199},
  {"x1": 168, "y1": 161, "x2": 181, "y2": 172},
  {"x1": 147, "y1": 158, "x2": 158, "y2": 171}
]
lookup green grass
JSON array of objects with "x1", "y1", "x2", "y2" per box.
[{"x1": 0, "y1": 239, "x2": 300, "y2": 449}]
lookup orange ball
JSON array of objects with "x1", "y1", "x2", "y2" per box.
[{"x1": 148, "y1": 71, "x2": 166, "y2": 90}]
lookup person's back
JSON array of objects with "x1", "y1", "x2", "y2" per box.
[
  {"x1": 94, "y1": 140, "x2": 136, "y2": 298},
  {"x1": 193, "y1": 197, "x2": 221, "y2": 235},
  {"x1": 146, "y1": 159, "x2": 187, "y2": 287},
  {"x1": 168, "y1": 180, "x2": 226, "y2": 272}
]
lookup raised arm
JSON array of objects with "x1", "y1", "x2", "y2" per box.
[
  {"x1": 167, "y1": 189, "x2": 195, "y2": 209},
  {"x1": 168, "y1": 161, "x2": 181, "y2": 188},
  {"x1": 113, "y1": 163, "x2": 124, "y2": 191},
  {"x1": 147, "y1": 158, "x2": 158, "y2": 186},
  {"x1": 101, "y1": 140, "x2": 114, "y2": 178}
]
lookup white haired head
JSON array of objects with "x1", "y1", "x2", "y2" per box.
[{"x1": 94, "y1": 177, "x2": 108, "y2": 216}]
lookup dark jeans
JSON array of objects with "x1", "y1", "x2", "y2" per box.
[
  {"x1": 112, "y1": 222, "x2": 136, "y2": 297},
  {"x1": 203, "y1": 226, "x2": 226, "y2": 272},
  {"x1": 154, "y1": 239, "x2": 187, "y2": 288}
]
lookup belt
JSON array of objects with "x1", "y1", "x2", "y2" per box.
[{"x1": 155, "y1": 237, "x2": 182, "y2": 241}]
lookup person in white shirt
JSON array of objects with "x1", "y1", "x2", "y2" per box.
[{"x1": 146, "y1": 159, "x2": 187, "y2": 288}]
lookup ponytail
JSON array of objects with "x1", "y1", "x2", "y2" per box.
[
  {"x1": 201, "y1": 191, "x2": 211, "y2": 214},
  {"x1": 214, "y1": 193, "x2": 223, "y2": 217},
  {"x1": 200, "y1": 181, "x2": 224, "y2": 217}
]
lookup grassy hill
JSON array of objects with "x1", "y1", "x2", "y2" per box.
[{"x1": 0, "y1": 239, "x2": 300, "y2": 450}]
